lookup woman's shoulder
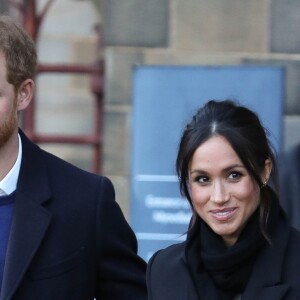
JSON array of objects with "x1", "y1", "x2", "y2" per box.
[
  {"x1": 277, "y1": 224, "x2": 300, "y2": 274},
  {"x1": 147, "y1": 242, "x2": 195, "y2": 300},
  {"x1": 147, "y1": 242, "x2": 190, "y2": 291},
  {"x1": 149, "y1": 241, "x2": 186, "y2": 265},
  {"x1": 158, "y1": 241, "x2": 186, "y2": 254},
  {"x1": 287, "y1": 226, "x2": 300, "y2": 248},
  {"x1": 278, "y1": 226, "x2": 300, "y2": 289}
]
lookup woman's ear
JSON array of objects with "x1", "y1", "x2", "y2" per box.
[
  {"x1": 16, "y1": 79, "x2": 34, "y2": 111},
  {"x1": 262, "y1": 159, "x2": 272, "y2": 185}
]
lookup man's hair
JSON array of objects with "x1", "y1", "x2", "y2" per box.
[{"x1": 0, "y1": 15, "x2": 37, "y2": 91}]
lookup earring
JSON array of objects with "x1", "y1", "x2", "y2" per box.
[{"x1": 261, "y1": 179, "x2": 268, "y2": 188}]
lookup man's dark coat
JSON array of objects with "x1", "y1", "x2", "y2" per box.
[{"x1": 1, "y1": 130, "x2": 146, "y2": 300}]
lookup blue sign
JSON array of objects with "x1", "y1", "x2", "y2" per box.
[{"x1": 131, "y1": 65, "x2": 284, "y2": 261}]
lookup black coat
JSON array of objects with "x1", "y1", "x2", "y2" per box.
[
  {"x1": 1, "y1": 130, "x2": 147, "y2": 300},
  {"x1": 279, "y1": 144, "x2": 300, "y2": 230},
  {"x1": 147, "y1": 212, "x2": 300, "y2": 300}
]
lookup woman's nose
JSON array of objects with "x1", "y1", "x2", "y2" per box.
[{"x1": 210, "y1": 180, "x2": 229, "y2": 204}]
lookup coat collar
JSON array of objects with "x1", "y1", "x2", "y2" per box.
[
  {"x1": 182, "y1": 209, "x2": 291, "y2": 300},
  {"x1": 1, "y1": 130, "x2": 52, "y2": 300},
  {"x1": 242, "y1": 210, "x2": 291, "y2": 300},
  {"x1": 15, "y1": 130, "x2": 51, "y2": 204}
]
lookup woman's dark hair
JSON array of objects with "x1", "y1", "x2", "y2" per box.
[{"x1": 176, "y1": 100, "x2": 278, "y2": 240}]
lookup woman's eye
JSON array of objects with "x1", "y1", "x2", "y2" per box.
[
  {"x1": 228, "y1": 172, "x2": 242, "y2": 180},
  {"x1": 196, "y1": 175, "x2": 209, "y2": 183}
]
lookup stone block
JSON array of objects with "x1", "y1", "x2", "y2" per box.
[
  {"x1": 105, "y1": 48, "x2": 144, "y2": 105},
  {"x1": 38, "y1": 36, "x2": 74, "y2": 64},
  {"x1": 243, "y1": 58, "x2": 300, "y2": 115},
  {"x1": 108, "y1": 176, "x2": 130, "y2": 220},
  {"x1": 102, "y1": 0, "x2": 169, "y2": 47},
  {"x1": 0, "y1": 0, "x2": 8, "y2": 13},
  {"x1": 102, "y1": 109, "x2": 131, "y2": 176},
  {"x1": 39, "y1": 144, "x2": 93, "y2": 173},
  {"x1": 71, "y1": 38, "x2": 100, "y2": 89},
  {"x1": 171, "y1": 0, "x2": 268, "y2": 52},
  {"x1": 38, "y1": 0, "x2": 99, "y2": 36},
  {"x1": 143, "y1": 50, "x2": 244, "y2": 65},
  {"x1": 35, "y1": 82, "x2": 94, "y2": 135},
  {"x1": 283, "y1": 116, "x2": 300, "y2": 151},
  {"x1": 38, "y1": 35, "x2": 97, "y2": 64},
  {"x1": 270, "y1": 0, "x2": 300, "y2": 53}
]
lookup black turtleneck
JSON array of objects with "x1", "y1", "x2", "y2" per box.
[{"x1": 185, "y1": 190, "x2": 280, "y2": 299}]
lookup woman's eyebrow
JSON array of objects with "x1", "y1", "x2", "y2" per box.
[
  {"x1": 189, "y1": 169, "x2": 208, "y2": 175},
  {"x1": 190, "y1": 164, "x2": 245, "y2": 175},
  {"x1": 223, "y1": 164, "x2": 246, "y2": 172}
]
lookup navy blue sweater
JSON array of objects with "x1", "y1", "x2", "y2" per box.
[{"x1": 0, "y1": 192, "x2": 15, "y2": 292}]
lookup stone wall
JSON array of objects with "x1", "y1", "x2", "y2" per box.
[
  {"x1": 32, "y1": 0, "x2": 100, "y2": 171},
  {"x1": 102, "y1": 0, "x2": 300, "y2": 218},
  {"x1": 3, "y1": 0, "x2": 300, "y2": 219},
  {"x1": 0, "y1": 0, "x2": 7, "y2": 13}
]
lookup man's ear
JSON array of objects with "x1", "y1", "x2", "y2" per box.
[{"x1": 17, "y1": 79, "x2": 34, "y2": 111}]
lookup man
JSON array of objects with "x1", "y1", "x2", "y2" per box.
[{"x1": 0, "y1": 15, "x2": 147, "y2": 299}]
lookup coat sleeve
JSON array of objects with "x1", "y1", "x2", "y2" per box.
[
  {"x1": 95, "y1": 176, "x2": 147, "y2": 299},
  {"x1": 279, "y1": 145, "x2": 300, "y2": 230},
  {"x1": 146, "y1": 244, "x2": 192, "y2": 300},
  {"x1": 146, "y1": 251, "x2": 161, "y2": 300}
]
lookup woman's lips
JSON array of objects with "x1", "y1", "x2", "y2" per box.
[{"x1": 209, "y1": 207, "x2": 237, "y2": 221}]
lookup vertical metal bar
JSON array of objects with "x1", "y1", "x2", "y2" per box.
[{"x1": 9, "y1": 0, "x2": 104, "y2": 174}]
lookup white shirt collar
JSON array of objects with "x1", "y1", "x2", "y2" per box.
[{"x1": 0, "y1": 134, "x2": 22, "y2": 195}]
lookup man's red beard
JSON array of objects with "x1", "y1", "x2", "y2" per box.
[{"x1": 0, "y1": 98, "x2": 18, "y2": 148}]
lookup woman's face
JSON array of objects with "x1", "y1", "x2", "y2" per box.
[{"x1": 188, "y1": 135, "x2": 269, "y2": 247}]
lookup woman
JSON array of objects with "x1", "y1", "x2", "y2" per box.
[{"x1": 147, "y1": 100, "x2": 300, "y2": 300}]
